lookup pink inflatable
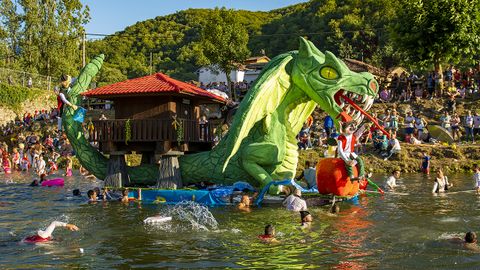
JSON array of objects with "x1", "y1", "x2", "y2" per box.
[{"x1": 41, "y1": 178, "x2": 64, "y2": 187}]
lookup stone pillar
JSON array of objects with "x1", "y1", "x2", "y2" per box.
[
  {"x1": 156, "y1": 151, "x2": 183, "y2": 189},
  {"x1": 104, "y1": 152, "x2": 130, "y2": 187}
]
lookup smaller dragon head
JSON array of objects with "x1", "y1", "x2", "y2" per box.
[{"x1": 292, "y1": 38, "x2": 380, "y2": 130}]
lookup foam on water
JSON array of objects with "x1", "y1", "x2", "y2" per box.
[{"x1": 146, "y1": 201, "x2": 218, "y2": 232}]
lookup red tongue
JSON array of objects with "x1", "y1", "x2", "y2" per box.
[{"x1": 340, "y1": 94, "x2": 390, "y2": 139}]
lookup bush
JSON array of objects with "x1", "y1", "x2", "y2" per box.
[{"x1": 0, "y1": 83, "x2": 46, "y2": 112}]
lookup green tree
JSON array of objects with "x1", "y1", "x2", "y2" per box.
[
  {"x1": 391, "y1": 0, "x2": 480, "y2": 71},
  {"x1": 196, "y1": 8, "x2": 250, "y2": 99},
  {"x1": 20, "y1": 0, "x2": 89, "y2": 76},
  {"x1": 0, "y1": 0, "x2": 21, "y2": 66}
]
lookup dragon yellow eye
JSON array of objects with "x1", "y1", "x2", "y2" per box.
[{"x1": 320, "y1": 67, "x2": 339, "y2": 80}]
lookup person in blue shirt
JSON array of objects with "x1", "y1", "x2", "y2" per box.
[
  {"x1": 324, "y1": 115, "x2": 334, "y2": 137},
  {"x1": 421, "y1": 152, "x2": 431, "y2": 175}
]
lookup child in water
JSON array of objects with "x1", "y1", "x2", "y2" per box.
[
  {"x1": 23, "y1": 221, "x2": 79, "y2": 243},
  {"x1": 258, "y1": 224, "x2": 279, "y2": 243},
  {"x1": 300, "y1": 211, "x2": 313, "y2": 228},
  {"x1": 238, "y1": 194, "x2": 251, "y2": 212}
]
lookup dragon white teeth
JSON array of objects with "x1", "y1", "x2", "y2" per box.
[
  {"x1": 352, "y1": 94, "x2": 358, "y2": 100},
  {"x1": 362, "y1": 95, "x2": 367, "y2": 103}
]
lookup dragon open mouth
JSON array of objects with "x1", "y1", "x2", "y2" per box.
[{"x1": 334, "y1": 90, "x2": 389, "y2": 138}]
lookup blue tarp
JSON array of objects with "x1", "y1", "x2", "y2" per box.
[{"x1": 129, "y1": 189, "x2": 226, "y2": 205}]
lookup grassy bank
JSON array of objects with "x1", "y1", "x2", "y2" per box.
[
  {"x1": 298, "y1": 143, "x2": 479, "y2": 177},
  {"x1": 0, "y1": 83, "x2": 56, "y2": 125}
]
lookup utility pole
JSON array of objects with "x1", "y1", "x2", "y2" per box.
[
  {"x1": 149, "y1": 52, "x2": 153, "y2": 74},
  {"x1": 82, "y1": 32, "x2": 86, "y2": 67}
]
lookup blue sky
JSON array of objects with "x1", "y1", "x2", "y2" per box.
[{"x1": 83, "y1": 0, "x2": 305, "y2": 36}]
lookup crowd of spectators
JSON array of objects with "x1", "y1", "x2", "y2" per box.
[
  {"x1": 0, "y1": 107, "x2": 75, "y2": 176},
  {"x1": 377, "y1": 66, "x2": 480, "y2": 103}
]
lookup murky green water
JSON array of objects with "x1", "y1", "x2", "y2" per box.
[{"x1": 1, "y1": 172, "x2": 480, "y2": 269}]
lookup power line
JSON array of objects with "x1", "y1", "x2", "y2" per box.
[{"x1": 84, "y1": 28, "x2": 385, "y2": 40}]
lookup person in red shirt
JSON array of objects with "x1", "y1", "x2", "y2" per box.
[{"x1": 337, "y1": 121, "x2": 368, "y2": 181}]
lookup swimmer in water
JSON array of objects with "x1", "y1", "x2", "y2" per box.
[
  {"x1": 120, "y1": 189, "x2": 129, "y2": 203},
  {"x1": 87, "y1": 189, "x2": 98, "y2": 202},
  {"x1": 300, "y1": 211, "x2": 313, "y2": 228},
  {"x1": 23, "y1": 221, "x2": 79, "y2": 243},
  {"x1": 238, "y1": 194, "x2": 251, "y2": 212},
  {"x1": 29, "y1": 173, "x2": 47, "y2": 186},
  {"x1": 258, "y1": 224, "x2": 279, "y2": 243},
  {"x1": 330, "y1": 203, "x2": 340, "y2": 214},
  {"x1": 464, "y1": 232, "x2": 480, "y2": 252}
]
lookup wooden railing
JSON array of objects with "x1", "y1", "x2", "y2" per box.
[{"x1": 89, "y1": 118, "x2": 215, "y2": 143}]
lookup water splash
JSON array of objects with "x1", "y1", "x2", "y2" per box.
[
  {"x1": 145, "y1": 201, "x2": 218, "y2": 232},
  {"x1": 169, "y1": 201, "x2": 218, "y2": 231}
]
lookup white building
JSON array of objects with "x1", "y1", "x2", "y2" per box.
[{"x1": 198, "y1": 56, "x2": 271, "y2": 85}]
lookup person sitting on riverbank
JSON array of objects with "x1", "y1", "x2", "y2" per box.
[
  {"x1": 300, "y1": 211, "x2": 313, "y2": 228},
  {"x1": 258, "y1": 224, "x2": 279, "y2": 243},
  {"x1": 238, "y1": 194, "x2": 251, "y2": 212},
  {"x1": 23, "y1": 221, "x2": 79, "y2": 243},
  {"x1": 384, "y1": 170, "x2": 400, "y2": 191},
  {"x1": 432, "y1": 169, "x2": 452, "y2": 194},
  {"x1": 283, "y1": 188, "x2": 307, "y2": 212},
  {"x1": 296, "y1": 161, "x2": 317, "y2": 189},
  {"x1": 474, "y1": 165, "x2": 480, "y2": 194},
  {"x1": 383, "y1": 134, "x2": 401, "y2": 161}
]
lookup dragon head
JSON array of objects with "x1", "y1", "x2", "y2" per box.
[{"x1": 292, "y1": 38, "x2": 380, "y2": 130}]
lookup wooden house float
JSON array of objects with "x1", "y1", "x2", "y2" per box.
[{"x1": 82, "y1": 73, "x2": 226, "y2": 187}]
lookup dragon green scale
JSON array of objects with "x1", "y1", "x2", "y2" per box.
[{"x1": 64, "y1": 38, "x2": 378, "y2": 190}]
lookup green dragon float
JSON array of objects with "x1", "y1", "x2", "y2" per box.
[{"x1": 64, "y1": 38, "x2": 379, "y2": 190}]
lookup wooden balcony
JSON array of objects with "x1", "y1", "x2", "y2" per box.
[{"x1": 89, "y1": 118, "x2": 215, "y2": 143}]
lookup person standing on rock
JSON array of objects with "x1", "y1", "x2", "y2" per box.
[{"x1": 54, "y1": 74, "x2": 78, "y2": 133}]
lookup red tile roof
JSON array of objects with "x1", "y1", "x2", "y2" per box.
[{"x1": 83, "y1": 73, "x2": 226, "y2": 103}]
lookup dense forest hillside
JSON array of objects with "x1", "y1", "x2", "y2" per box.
[
  {"x1": 86, "y1": 0, "x2": 400, "y2": 85},
  {"x1": 87, "y1": 9, "x2": 278, "y2": 84}
]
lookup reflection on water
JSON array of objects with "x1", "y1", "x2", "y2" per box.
[{"x1": 2, "y1": 172, "x2": 480, "y2": 269}]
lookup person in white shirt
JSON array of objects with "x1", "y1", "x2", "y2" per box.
[
  {"x1": 474, "y1": 165, "x2": 480, "y2": 194},
  {"x1": 432, "y1": 168, "x2": 452, "y2": 193},
  {"x1": 384, "y1": 134, "x2": 401, "y2": 161},
  {"x1": 404, "y1": 111, "x2": 415, "y2": 137},
  {"x1": 23, "y1": 221, "x2": 79, "y2": 243},
  {"x1": 473, "y1": 112, "x2": 480, "y2": 138},
  {"x1": 283, "y1": 189, "x2": 307, "y2": 212},
  {"x1": 337, "y1": 121, "x2": 369, "y2": 180},
  {"x1": 36, "y1": 154, "x2": 46, "y2": 176},
  {"x1": 384, "y1": 170, "x2": 400, "y2": 191}
]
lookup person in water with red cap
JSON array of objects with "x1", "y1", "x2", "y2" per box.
[
  {"x1": 258, "y1": 224, "x2": 279, "y2": 243},
  {"x1": 23, "y1": 221, "x2": 79, "y2": 243}
]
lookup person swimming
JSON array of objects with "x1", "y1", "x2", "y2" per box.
[
  {"x1": 464, "y1": 232, "x2": 480, "y2": 252},
  {"x1": 87, "y1": 189, "x2": 98, "y2": 202},
  {"x1": 330, "y1": 203, "x2": 340, "y2": 214},
  {"x1": 238, "y1": 194, "x2": 251, "y2": 212},
  {"x1": 29, "y1": 174, "x2": 47, "y2": 186},
  {"x1": 23, "y1": 221, "x2": 79, "y2": 243},
  {"x1": 300, "y1": 211, "x2": 313, "y2": 228},
  {"x1": 258, "y1": 224, "x2": 279, "y2": 243}
]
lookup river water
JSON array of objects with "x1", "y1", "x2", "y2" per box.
[{"x1": 1, "y1": 172, "x2": 480, "y2": 269}]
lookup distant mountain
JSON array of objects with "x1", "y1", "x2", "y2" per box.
[{"x1": 87, "y1": 0, "x2": 398, "y2": 84}]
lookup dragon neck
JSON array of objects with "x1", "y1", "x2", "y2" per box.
[{"x1": 278, "y1": 85, "x2": 317, "y2": 137}]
